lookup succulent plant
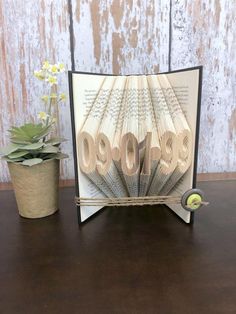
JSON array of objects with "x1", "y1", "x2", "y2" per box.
[
  {"x1": 0, "y1": 123, "x2": 68, "y2": 166},
  {"x1": 0, "y1": 61, "x2": 68, "y2": 167}
]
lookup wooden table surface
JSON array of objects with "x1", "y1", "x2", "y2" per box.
[{"x1": 0, "y1": 180, "x2": 236, "y2": 314}]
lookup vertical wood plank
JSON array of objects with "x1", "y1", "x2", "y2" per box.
[
  {"x1": 171, "y1": 0, "x2": 236, "y2": 173},
  {"x1": 0, "y1": 0, "x2": 73, "y2": 182},
  {"x1": 71, "y1": 0, "x2": 170, "y2": 74}
]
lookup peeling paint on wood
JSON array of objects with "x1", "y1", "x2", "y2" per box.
[
  {"x1": 71, "y1": 0, "x2": 170, "y2": 74},
  {"x1": 0, "y1": 0, "x2": 73, "y2": 182},
  {"x1": 171, "y1": 0, "x2": 236, "y2": 173},
  {"x1": 0, "y1": 0, "x2": 235, "y2": 182},
  {"x1": 229, "y1": 108, "x2": 236, "y2": 141}
]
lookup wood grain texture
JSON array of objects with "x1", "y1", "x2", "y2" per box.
[
  {"x1": 0, "y1": 0, "x2": 235, "y2": 182},
  {"x1": 1, "y1": 182, "x2": 236, "y2": 313},
  {"x1": 0, "y1": 0, "x2": 73, "y2": 182},
  {"x1": 71, "y1": 0, "x2": 170, "y2": 74},
  {"x1": 170, "y1": 0, "x2": 236, "y2": 173}
]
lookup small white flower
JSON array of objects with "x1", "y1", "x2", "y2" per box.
[
  {"x1": 58, "y1": 63, "x2": 65, "y2": 72},
  {"x1": 38, "y1": 111, "x2": 48, "y2": 121},
  {"x1": 46, "y1": 75, "x2": 58, "y2": 86}
]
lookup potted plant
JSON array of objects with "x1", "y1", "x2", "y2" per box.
[{"x1": 0, "y1": 61, "x2": 68, "y2": 218}]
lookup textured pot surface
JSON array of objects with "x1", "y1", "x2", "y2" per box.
[{"x1": 8, "y1": 159, "x2": 59, "y2": 218}]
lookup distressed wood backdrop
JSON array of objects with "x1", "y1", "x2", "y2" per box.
[{"x1": 0, "y1": 0, "x2": 235, "y2": 183}]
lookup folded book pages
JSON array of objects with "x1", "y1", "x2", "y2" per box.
[{"x1": 69, "y1": 67, "x2": 202, "y2": 223}]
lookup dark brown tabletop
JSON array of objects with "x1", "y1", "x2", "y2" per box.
[{"x1": 0, "y1": 180, "x2": 236, "y2": 314}]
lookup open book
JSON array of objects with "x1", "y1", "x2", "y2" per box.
[{"x1": 69, "y1": 67, "x2": 202, "y2": 223}]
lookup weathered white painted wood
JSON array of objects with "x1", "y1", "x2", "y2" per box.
[
  {"x1": 171, "y1": 0, "x2": 236, "y2": 173},
  {"x1": 0, "y1": 0, "x2": 170, "y2": 183},
  {"x1": 71, "y1": 0, "x2": 170, "y2": 74},
  {"x1": 1, "y1": 0, "x2": 235, "y2": 183},
  {"x1": 0, "y1": 0, "x2": 73, "y2": 182}
]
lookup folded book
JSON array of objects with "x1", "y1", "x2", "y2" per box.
[{"x1": 69, "y1": 66, "x2": 202, "y2": 223}]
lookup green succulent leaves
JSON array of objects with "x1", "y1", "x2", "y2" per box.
[
  {"x1": 0, "y1": 143, "x2": 20, "y2": 155},
  {"x1": 8, "y1": 123, "x2": 52, "y2": 144},
  {"x1": 23, "y1": 143, "x2": 45, "y2": 150},
  {"x1": 22, "y1": 158, "x2": 43, "y2": 167},
  {"x1": 0, "y1": 123, "x2": 68, "y2": 166}
]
